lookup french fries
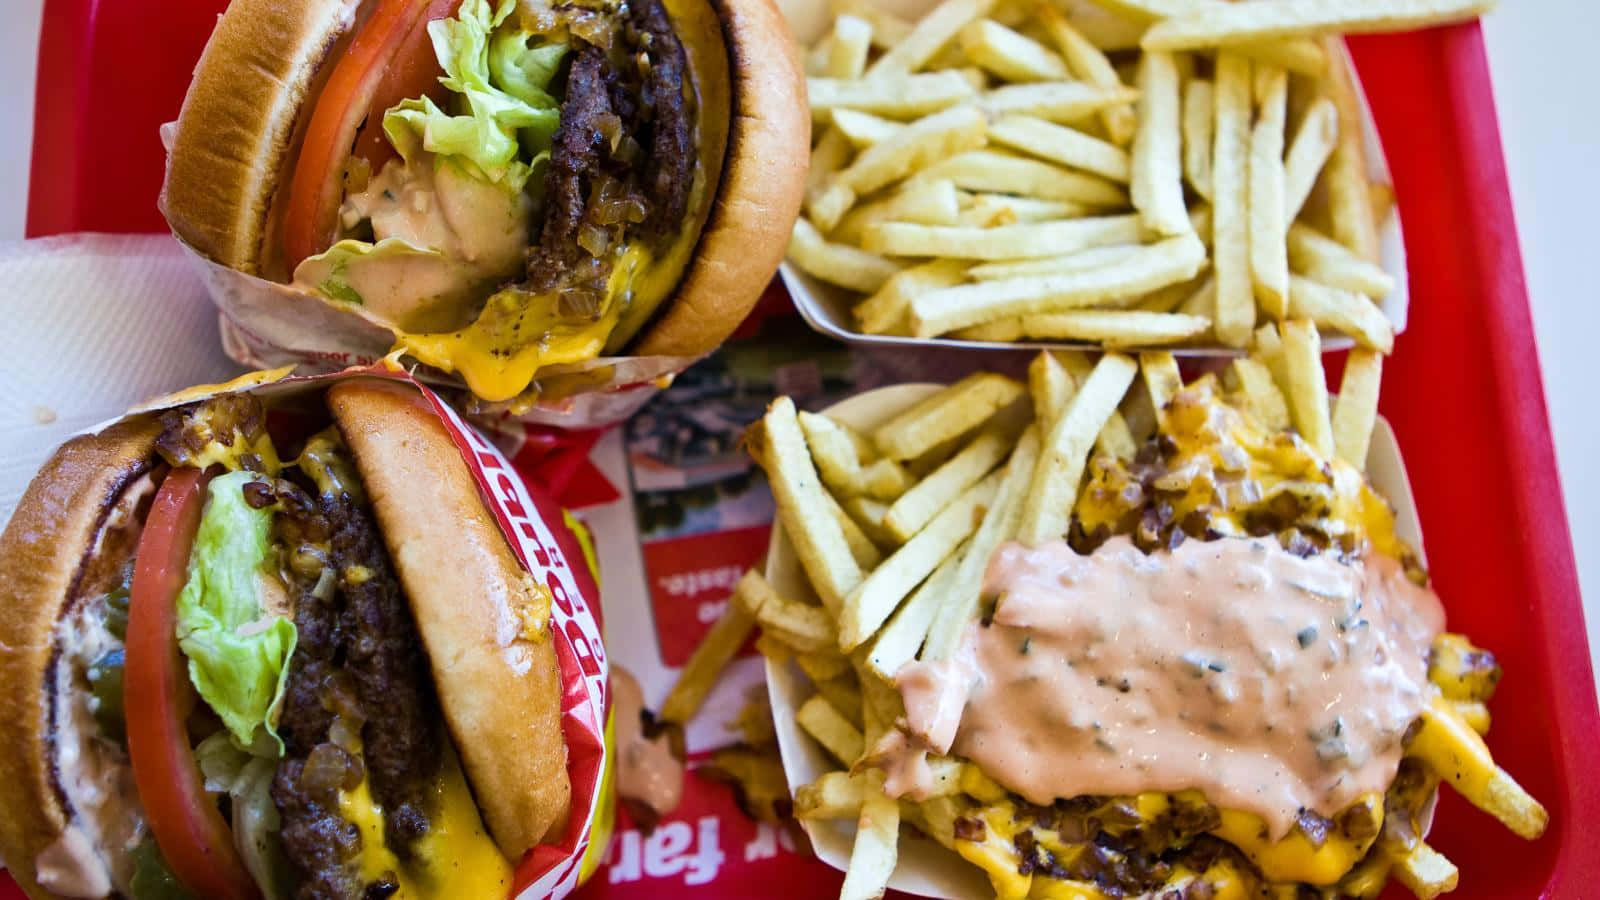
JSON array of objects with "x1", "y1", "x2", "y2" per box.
[
  {"x1": 1211, "y1": 52, "x2": 1253, "y2": 346},
  {"x1": 1141, "y1": 0, "x2": 1495, "y2": 51},
  {"x1": 866, "y1": 214, "x2": 1142, "y2": 260},
  {"x1": 988, "y1": 115, "x2": 1132, "y2": 182},
  {"x1": 1249, "y1": 65, "x2": 1290, "y2": 318},
  {"x1": 912, "y1": 233, "x2": 1205, "y2": 336},
  {"x1": 1130, "y1": 51, "x2": 1188, "y2": 236},
  {"x1": 682, "y1": 324, "x2": 1534, "y2": 899},
  {"x1": 785, "y1": 0, "x2": 1431, "y2": 357},
  {"x1": 1016, "y1": 352, "x2": 1137, "y2": 543}
]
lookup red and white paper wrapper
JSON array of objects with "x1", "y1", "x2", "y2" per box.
[
  {"x1": 171, "y1": 238, "x2": 700, "y2": 430},
  {"x1": 113, "y1": 362, "x2": 616, "y2": 899}
]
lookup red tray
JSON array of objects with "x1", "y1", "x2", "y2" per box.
[{"x1": 20, "y1": 1, "x2": 1599, "y2": 897}]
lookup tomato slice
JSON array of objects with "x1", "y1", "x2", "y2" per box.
[
  {"x1": 280, "y1": 0, "x2": 462, "y2": 272},
  {"x1": 124, "y1": 467, "x2": 262, "y2": 900},
  {"x1": 351, "y1": 0, "x2": 464, "y2": 172}
]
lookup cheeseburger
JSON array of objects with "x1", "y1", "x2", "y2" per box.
[
  {"x1": 0, "y1": 380, "x2": 573, "y2": 899},
  {"x1": 163, "y1": 0, "x2": 807, "y2": 403}
]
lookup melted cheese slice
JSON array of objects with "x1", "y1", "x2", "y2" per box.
[
  {"x1": 1076, "y1": 383, "x2": 1407, "y2": 562},
  {"x1": 339, "y1": 743, "x2": 511, "y2": 899}
]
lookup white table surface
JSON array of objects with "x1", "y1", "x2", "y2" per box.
[{"x1": 1, "y1": 4, "x2": 1595, "y2": 677}]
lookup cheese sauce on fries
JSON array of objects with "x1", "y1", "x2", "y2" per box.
[{"x1": 895, "y1": 535, "x2": 1444, "y2": 840}]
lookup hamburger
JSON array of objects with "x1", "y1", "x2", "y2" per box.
[
  {"x1": 162, "y1": 0, "x2": 808, "y2": 404},
  {"x1": 0, "y1": 379, "x2": 577, "y2": 899}
]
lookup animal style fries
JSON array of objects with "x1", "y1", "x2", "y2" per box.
[
  {"x1": 663, "y1": 325, "x2": 1541, "y2": 900},
  {"x1": 780, "y1": 0, "x2": 1478, "y2": 355}
]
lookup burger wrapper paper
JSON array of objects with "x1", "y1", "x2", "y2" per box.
[
  {"x1": 175, "y1": 239, "x2": 701, "y2": 429},
  {"x1": 75, "y1": 364, "x2": 614, "y2": 900},
  {"x1": 762, "y1": 384, "x2": 1429, "y2": 898}
]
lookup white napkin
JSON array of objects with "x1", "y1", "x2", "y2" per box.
[{"x1": 0, "y1": 233, "x2": 241, "y2": 522}]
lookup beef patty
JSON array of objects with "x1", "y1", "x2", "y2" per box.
[
  {"x1": 523, "y1": 0, "x2": 696, "y2": 312},
  {"x1": 269, "y1": 454, "x2": 442, "y2": 900},
  {"x1": 157, "y1": 399, "x2": 442, "y2": 900}
]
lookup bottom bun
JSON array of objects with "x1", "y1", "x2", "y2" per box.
[
  {"x1": 328, "y1": 380, "x2": 571, "y2": 857},
  {"x1": 0, "y1": 417, "x2": 163, "y2": 900}
]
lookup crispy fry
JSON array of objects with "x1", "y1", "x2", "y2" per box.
[
  {"x1": 734, "y1": 568, "x2": 840, "y2": 652},
  {"x1": 1286, "y1": 275, "x2": 1393, "y2": 353},
  {"x1": 1411, "y1": 696, "x2": 1549, "y2": 840},
  {"x1": 748, "y1": 397, "x2": 863, "y2": 613},
  {"x1": 961, "y1": 19, "x2": 1071, "y2": 81},
  {"x1": 886, "y1": 427, "x2": 1015, "y2": 542},
  {"x1": 868, "y1": 539, "x2": 968, "y2": 678},
  {"x1": 1038, "y1": 3, "x2": 1137, "y2": 144},
  {"x1": 840, "y1": 772, "x2": 900, "y2": 900},
  {"x1": 1233, "y1": 35, "x2": 1327, "y2": 76},
  {"x1": 1182, "y1": 78, "x2": 1214, "y2": 202},
  {"x1": 1331, "y1": 348, "x2": 1382, "y2": 468},
  {"x1": 925, "y1": 425, "x2": 1041, "y2": 660},
  {"x1": 1249, "y1": 65, "x2": 1290, "y2": 319},
  {"x1": 1016, "y1": 353, "x2": 1138, "y2": 544},
  {"x1": 1024, "y1": 309, "x2": 1213, "y2": 345},
  {"x1": 1212, "y1": 52, "x2": 1253, "y2": 346},
  {"x1": 1321, "y1": 42, "x2": 1380, "y2": 262},
  {"x1": 1387, "y1": 839, "x2": 1459, "y2": 900},
  {"x1": 1140, "y1": 351, "x2": 1184, "y2": 428},
  {"x1": 659, "y1": 594, "x2": 757, "y2": 725},
  {"x1": 989, "y1": 115, "x2": 1132, "y2": 182},
  {"x1": 854, "y1": 258, "x2": 969, "y2": 336},
  {"x1": 1226, "y1": 356, "x2": 1290, "y2": 432},
  {"x1": 789, "y1": 218, "x2": 901, "y2": 293},
  {"x1": 844, "y1": 494, "x2": 900, "y2": 547},
  {"x1": 799, "y1": 409, "x2": 870, "y2": 496},
  {"x1": 978, "y1": 81, "x2": 1139, "y2": 124},
  {"x1": 831, "y1": 107, "x2": 905, "y2": 147},
  {"x1": 795, "y1": 770, "x2": 867, "y2": 819},
  {"x1": 837, "y1": 105, "x2": 989, "y2": 200},
  {"x1": 826, "y1": 492, "x2": 887, "y2": 569},
  {"x1": 969, "y1": 244, "x2": 1142, "y2": 281},
  {"x1": 828, "y1": 13, "x2": 874, "y2": 78},
  {"x1": 838, "y1": 179, "x2": 963, "y2": 249},
  {"x1": 867, "y1": 214, "x2": 1143, "y2": 261},
  {"x1": 964, "y1": 193, "x2": 1090, "y2": 225},
  {"x1": 832, "y1": 0, "x2": 913, "y2": 48},
  {"x1": 1278, "y1": 319, "x2": 1335, "y2": 458},
  {"x1": 796, "y1": 649, "x2": 854, "y2": 684},
  {"x1": 1141, "y1": 0, "x2": 1495, "y2": 51},
  {"x1": 840, "y1": 473, "x2": 999, "y2": 648},
  {"x1": 814, "y1": 675, "x2": 866, "y2": 729},
  {"x1": 951, "y1": 318, "x2": 1025, "y2": 342},
  {"x1": 912, "y1": 234, "x2": 1206, "y2": 336},
  {"x1": 868, "y1": 0, "x2": 999, "y2": 80},
  {"x1": 1283, "y1": 97, "x2": 1338, "y2": 221},
  {"x1": 875, "y1": 373, "x2": 1026, "y2": 460},
  {"x1": 808, "y1": 71, "x2": 979, "y2": 120},
  {"x1": 1029, "y1": 351, "x2": 1076, "y2": 436},
  {"x1": 1288, "y1": 222, "x2": 1396, "y2": 299},
  {"x1": 914, "y1": 150, "x2": 1130, "y2": 205},
  {"x1": 1055, "y1": 350, "x2": 1140, "y2": 459},
  {"x1": 1131, "y1": 51, "x2": 1189, "y2": 236},
  {"x1": 797, "y1": 694, "x2": 866, "y2": 764}
]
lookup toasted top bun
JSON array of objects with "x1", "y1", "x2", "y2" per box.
[
  {"x1": 327, "y1": 379, "x2": 571, "y2": 856},
  {"x1": 0, "y1": 417, "x2": 163, "y2": 900},
  {"x1": 163, "y1": 0, "x2": 807, "y2": 357}
]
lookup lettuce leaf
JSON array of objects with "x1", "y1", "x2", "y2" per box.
[
  {"x1": 175, "y1": 472, "x2": 297, "y2": 755},
  {"x1": 382, "y1": 0, "x2": 566, "y2": 192},
  {"x1": 196, "y1": 733, "x2": 292, "y2": 900}
]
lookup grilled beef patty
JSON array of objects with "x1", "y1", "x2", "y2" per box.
[{"x1": 524, "y1": 0, "x2": 695, "y2": 310}]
